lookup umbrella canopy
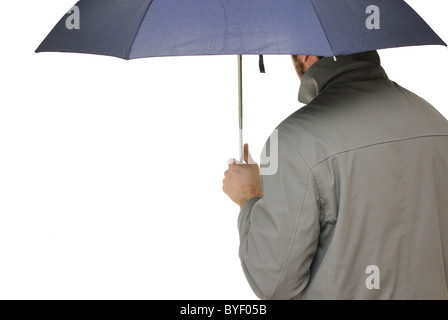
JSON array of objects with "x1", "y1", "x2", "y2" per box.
[
  {"x1": 35, "y1": 0, "x2": 446, "y2": 161},
  {"x1": 36, "y1": 0, "x2": 446, "y2": 59}
]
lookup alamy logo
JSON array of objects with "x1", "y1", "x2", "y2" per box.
[
  {"x1": 365, "y1": 265, "x2": 380, "y2": 289},
  {"x1": 66, "y1": 5, "x2": 80, "y2": 30},
  {"x1": 260, "y1": 130, "x2": 278, "y2": 176},
  {"x1": 366, "y1": 5, "x2": 380, "y2": 30}
]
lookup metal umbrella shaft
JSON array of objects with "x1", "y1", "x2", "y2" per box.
[{"x1": 238, "y1": 55, "x2": 243, "y2": 163}]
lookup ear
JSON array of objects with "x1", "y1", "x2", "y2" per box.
[
  {"x1": 302, "y1": 55, "x2": 311, "y2": 63},
  {"x1": 303, "y1": 55, "x2": 320, "y2": 70}
]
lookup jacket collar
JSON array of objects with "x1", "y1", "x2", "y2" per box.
[{"x1": 298, "y1": 51, "x2": 388, "y2": 104}]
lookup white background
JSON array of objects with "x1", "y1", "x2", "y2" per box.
[{"x1": 0, "y1": 0, "x2": 447, "y2": 299}]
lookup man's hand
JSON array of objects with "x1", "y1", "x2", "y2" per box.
[{"x1": 223, "y1": 144, "x2": 264, "y2": 208}]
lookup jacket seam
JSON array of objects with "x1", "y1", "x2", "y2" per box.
[
  {"x1": 271, "y1": 167, "x2": 312, "y2": 299},
  {"x1": 311, "y1": 168, "x2": 326, "y2": 223},
  {"x1": 238, "y1": 198, "x2": 263, "y2": 259},
  {"x1": 277, "y1": 134, "x2": 313, "y2": 169},
  {"x1": 278, "y1": 134, "x2": 327, "y2": 222},
  {"x1": 271, "y1": 135, "x2": 322, "y2": 299},
  {"x1": 312, "y1": 134, "x2": 448, "y2": 167}
]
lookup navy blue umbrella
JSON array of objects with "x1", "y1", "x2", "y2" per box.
[{"x1": 36, "y1": 0, "x2": 446, "y2": 160}]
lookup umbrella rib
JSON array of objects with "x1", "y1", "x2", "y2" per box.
[
  {"x1": 126, "y1": 0, "x2": 156, "y2": 60},
  {"x1": 309, "y1": 0, "x2": 336, "y2": 57}
]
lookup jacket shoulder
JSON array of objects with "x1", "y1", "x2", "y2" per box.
[{"x1": 277, "y1": 80, "x2": 448, "y2": 167}]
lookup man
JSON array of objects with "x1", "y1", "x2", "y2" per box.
[{"x1": 222, "y1": 51, "x2": 448, "y2": 299}]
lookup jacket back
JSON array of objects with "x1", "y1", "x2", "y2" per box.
[
  {"x1": 238, "y1": 51, "x2": 448, "y2": 300},
  {"x1": 289, "y1": 52, "x2": 448, "y2": 299}
]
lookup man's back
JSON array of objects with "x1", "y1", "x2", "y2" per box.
[
  {"x1": 238, "y1": 51, "x2": 448, "y2": 299},
  {"x1": 290, "y1": 52, "x2": 448, "y2": 299}
]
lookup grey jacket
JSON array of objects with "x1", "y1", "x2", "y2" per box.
[{"x1": 238, "y1": 51, "x2": 448, "y2": 300}]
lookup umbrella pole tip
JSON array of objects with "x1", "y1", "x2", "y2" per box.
[{"x1": 333, "y1": 56, "x2": 337, "y2": 62}]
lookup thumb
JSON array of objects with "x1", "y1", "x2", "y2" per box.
[{"x1": 244, "y1": 143, "x2": 256, "y2": 164}]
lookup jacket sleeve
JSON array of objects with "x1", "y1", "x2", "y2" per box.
[{"x1": 238, "y1": 134, "x2": 321, "y2": 300}]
